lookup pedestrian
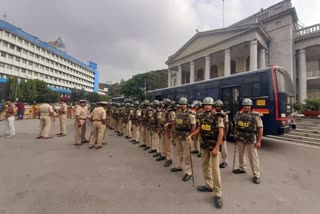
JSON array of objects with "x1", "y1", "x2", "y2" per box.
[
  {"x1": 37, "y1": 102, "x2": 55, "y2": 139},
  {"x1": 74, "y1": 100, "x2": 89, "y2": 145},
  {"x1": 56, "y1": 99, "x2": 68, "y2": 137},
  {"x1": 186, "y1": 97, "x2": 224, "y2": 209},
  {"x1": 5, "y1": 100, "x2": 17, "y2": 137},
  {"x1": 17, "y1": 102, "x2": 25, "y2": 120},
  {"x1": 233, "y1": 98, "x2": 264, "y2": 184},
  {"x1": 170, "y1": 97, "x2": 196, "y2": 182}
]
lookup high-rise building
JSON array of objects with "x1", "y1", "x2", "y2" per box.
[{"x1": 0, "y1": 20, "x2": 99, "y2": 97}]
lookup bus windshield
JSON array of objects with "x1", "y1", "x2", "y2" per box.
[{"x1": 276, "y1": 69, "x2": 294, "y2": 95}]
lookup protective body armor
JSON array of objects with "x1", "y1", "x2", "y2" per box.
[
  {"x1": 199, "y1": 112, "x2": 219, "y2": 150},
  {"x1": 142, "y1": 108, "x2": 149, "y2": 126},
  {"x1": 132, "y1": 108, "x2": 141, "y2": 125},
  {"x1": 234, "y1": 111, "x2": 258, "y2": 144},
  {"x1": 175, "y1": 110, "x2": 190, "y2": 132},
  {"x1": 147, "y1": 109, "x2": 156, "y2": 129},
  {"x1": 112, "y1": 107, "x2": 119, "y2": 120}
]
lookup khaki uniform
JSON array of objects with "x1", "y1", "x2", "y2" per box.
[
  {"x1": 59, "y1": 102, "x2": 68, "y2": 135},
  {"x1": 234, "y1": 111, "x2": 263, "y2": 177},
  {"x1": 39, "y1": 103, "x2": 54, "y2": 138},
  {"x1": 163, "y1": 110, "x2": 175, "y2": 160},
  {"x1": 89, "y1": 106, "x2": 107, "y2": 147},
  {"x1": 173, "y1": 109, "x2": 196, "y2": 175},
  {"x1": 74, "y1": 105, "x2": 88, "y2": 145},
  {"x1": 198, "y1": 112, "x2": 224, "y2": 197},
  {"x1": 133, "y1": 108, "x2": 141, "y2": 143}
]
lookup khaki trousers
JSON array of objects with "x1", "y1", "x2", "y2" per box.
[
  {"x1": 118, "y1": 120, "x2": 124, "y2": 134},
  {"x1": 127, "y1": 120, "x2": 132, "y2": 137},
  {"x1": 201, "y1": 148, "x2": 222, "y2": 197},
  {"x1": 193, "y1": 134, "x2": 201, "y2": 152},
  {"x1": 133, "y1": 124, "x2": 140, "y2": 142},
  {"x1": 146, "y1": 129, "x2": 152, "y2": 147},
  {"x1": 237, "y1": 142, "x2": 260, "y2": 177},
  {"x1": 174, "y1": 136, "x2": 192, "y2": 175},
  {"x1": 152, "y1": 130, "x2": 160, "y2": 152},
  {"x1": 159, "y1": 133, "x2": 166, "y2": 157},
  {"x1": 40, "y1": 116, "x2": 51, "y2": 138},
  {"x1": 140, "y1": 126, "x2": 146, "y2": 145},
  {"x1": 220, "y1": 140, "x2": 228, "y2": 163},
  {"x1": 59, "y1": 114, "x2": 67, "y2": 135},
  {"x1": 89, "y1": 121, "x2": 106, "y2": 147},
  {"x1": 74, "y1": 120, "x2": 87, "y2": 145}
]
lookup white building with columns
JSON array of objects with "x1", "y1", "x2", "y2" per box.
[{"x1": 166, "y1": 0, "x2": 320, "y2": 103}]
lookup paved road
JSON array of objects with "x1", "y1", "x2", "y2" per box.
[{"x1": 0, "y1": 119, "x2": 319, "y2": 214}]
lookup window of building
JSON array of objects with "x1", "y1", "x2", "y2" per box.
[
  {"x1": 8, "y1": 55, "x2": 13, "y2": 59},
  {"x1": 231, "y1": 60, "x2": 236, "y2": 74},
  {"x1": 5, "y1": 32, "x2": 10, "y2": 37},
  {"x1": 15, "y1": 57, "x2": 20, "y2": 62},
  {"x1": 34, "y1": 72, "x2": 38, "y2": 77},
  {"x1": 40, "y1": 65, "x2": 44, "y2": 70},
  {"x1": 0, "y1": 63, "x2": 4, "y2": 68},
  {"x1": 36, "y1": 47, "x2": 40, "y2": 51},
  {"x1": 23, "y1": 49, "x2": 28, "y2": 55},
  {"x1": 40, "y1": 74, "x2": 43, "y2": 77},
  {"x1": 29, "y1": 61, "x2": 33, "y2": 66},
  {"x1": 28, "y1": 70, "x2": 32, "y2": 75},
  {"x1": 1, "y1": 52, "x2": 6, "y2": 57},
  {"x1": 2, "y1": 41, "x2": 8, "y2": 47},
  {"x1": 14, "y1": 67, "x2": 19, "y2": 71},
  {"x1": 30, "y1": 53, "x2": 34, "y2": 57},
  {"x1": 7, "y1": 65, "x2": 12, "y2": 70},
  {"x1": 22, "y1": 59, "x2": 27, "y2": 64},
  {"x1": 21, "y1": 69, "x2": 26, "y2": 73},
  {"x1": 16, "y1": 47, "x2": 21, "y2": 52},
  {"x1": 35, "y1": 55, "x2": 39, "y2": 59},
  {"x1": 10, "y1": 44, "x2": 15, "y2": 49},
  {"x1": 35, "y1": 64, "x2": 39, "y2": 68},
  {"x1": 18, "y1": 38, "x2": 22, "y2": 43}
]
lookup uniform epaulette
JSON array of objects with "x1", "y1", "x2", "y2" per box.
[
  {"x1": 251, "y1": 111, "x2": 262, "y2": 117},
  {"x1": 188, "y1": 110, "x2": 196, "y2": 115},
  {"x1": 213, "y1": 111, "x2": 226, "y2": 118}
]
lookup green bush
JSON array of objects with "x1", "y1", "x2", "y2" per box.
[
  {"x1": 293, "y1": 102, "x2": 302, "y2": 111},
  {"x1": 303, "y1": 98, "x2": 320, "y2": 111}
]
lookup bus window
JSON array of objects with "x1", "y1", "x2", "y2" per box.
[{"x1": 276, "y1": 69, "x2": 294, "y2": 95}]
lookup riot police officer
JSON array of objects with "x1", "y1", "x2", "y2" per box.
[
  {"x1": 186, "y1": 97, "x2": 224, "y2": 209},
  {"x1": 233, "y1": 98, "x2": 263, "y2": 184},
  {"x1": 171, "y1": 97, "x2": 196, "y2": 182},
  {"x1": 214, "y1": 100, "x2": 229, "y2": 168}
]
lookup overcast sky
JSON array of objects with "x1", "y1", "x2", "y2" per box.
[{"x1": 1, "y1": 0, "x2": 319, "y2": 83}]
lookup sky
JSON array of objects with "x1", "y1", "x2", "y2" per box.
[{"x1": 1, "y1": 0, "x2": 319, "y2": 83}]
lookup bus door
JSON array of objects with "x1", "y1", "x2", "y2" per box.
[{"x1": 221, "y1": 86, "x2": 240, "y2": 119}]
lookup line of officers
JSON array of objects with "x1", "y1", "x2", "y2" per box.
[{"x1": 80, "y1": 96, "x2": 263, "y2": 209}]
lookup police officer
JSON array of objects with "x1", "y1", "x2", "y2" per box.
[
  {"x1": 186, "y1": 97, "x2": 224, "y2": 209},
  {"x1": 131, "y1": 101, "x2": 141, "y2": 144},
  {"x1": 139, "y1": 100, "x2": 150, "y2": 148},
  {"x1": 192, "y1": 100, "x2": 203, "y2": 158},
  {"x1": 160, "y1": 98, "x2": 174, "y2": 166},
  {"x1": 57, "y1": 99, "x2": 68, "y2": 137},
  {"x1": 37, "y1": 102, "x2": 55, "y2": 139},
  {"x1": 89, "y1": 102, "x2": 107, "y2": 149},
  {"x1": 214, "y1": 100, "x2": 229, "y2": 168},
  {"x1": 171, "y1": 97, "x2": 196, "y2": 182},
  {"x1": 233, "y1": 98, "x2": 263, "y2": 184},
  {"x1": 74, "y1": 100, "x2": 89, "y2": 145}
]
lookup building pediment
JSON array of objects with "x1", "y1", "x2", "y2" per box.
[{"x1": 166, "y1": 25, "x2": 263, "y2": 64}]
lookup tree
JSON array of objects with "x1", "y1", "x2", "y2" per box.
[{"x1": 5, "y1": 77, "x2": 19, "y2": 101}]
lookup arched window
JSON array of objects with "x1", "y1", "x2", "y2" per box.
[
  {"x1": 210, "y1": 65, "x2": 218, "y2": 78},
  {"x1": 231, "y1": 60, "x2": 236, "y2": 74}
]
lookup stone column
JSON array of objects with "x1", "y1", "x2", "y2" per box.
[
  {"x1": 258, "y1": 48, "x2": 266, "y2": 69},
  {"x1": 205, "y1": 55, "x2": 210, "y2": 80},
  {"x1": 177, "y1": 65, "x2": 182, "y2": 86},
  {"x1": 250, "y1": 40, "x2": 258, "y2": 70},
  {"x1": 167, "y1": 69, "x2": 171, "y2": 87},
  {"x1": 224, "y1": 49, "x2": 231, "y2": 76},
  {"x1": 190, "y1": 61, "x2": 195, "y2": 83},
  {"x1": 298, "y1": 49, "x2": 307, "y2": 103}
]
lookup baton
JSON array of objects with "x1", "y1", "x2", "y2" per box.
[{"x1": 188, "y1": 141, "x2": 195, "y2": 187}]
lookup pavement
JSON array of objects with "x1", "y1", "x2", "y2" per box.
[{"x1": 0, "y1": 119, "x2": 319, "y2": 214}]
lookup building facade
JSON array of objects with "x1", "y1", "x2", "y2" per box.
[
  {"x1": 166, "y1": 0, "x2": 320, "y2": 102},
  {"x1": 0, "y1": 20, "x2": 99, "y2": 97}
]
